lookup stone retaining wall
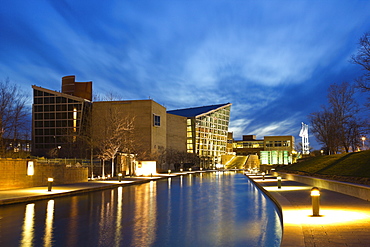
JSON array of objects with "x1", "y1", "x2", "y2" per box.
[
  {"x1": 273, "y1": 172, "x2": 370, "y2": 201},
  {"x1": 0, "y1": 158, "x2": 88, "y2": 190}
]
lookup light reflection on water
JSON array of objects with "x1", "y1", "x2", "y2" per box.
[
  {"x1": 44, "y1": 200, "x2": 54, "y2": 247},
  {"x1": 20, "y1": 203, "x2": 35, "y2": 247},
  {"x1": 1, "y1": 172, "x2": 281, "y2": 247}
]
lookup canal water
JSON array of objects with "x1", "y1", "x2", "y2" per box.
[{"x1": 0, "y1": 172, "x2": 282, "y2": 247}]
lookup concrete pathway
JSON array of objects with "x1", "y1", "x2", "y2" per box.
[
  {"x1": 248, "y1": 174, "x2": 370, "y2": 247},
  {"x1": 0, "y1": 172, "x2": 195, "y2": 205}
]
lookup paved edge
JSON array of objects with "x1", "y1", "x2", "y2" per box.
[
  {"x1": 0, "y1": 173, "x2": 192, "y2": 206},
  {"x1": 245, "y1": 174, "x2": 306, "y2": 247}
]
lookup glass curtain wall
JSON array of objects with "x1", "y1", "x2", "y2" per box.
[
  {"x1": 32, "y1": 86, "x2": 91, "y2": 157},
  {"x1": 187, "y1": 106, "x2": 231, "y2": 169}
]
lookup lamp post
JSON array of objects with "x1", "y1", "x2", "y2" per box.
[
  {"x1": 362, "y1": 136, "x2": 366, "y2": 150},
  {"x1": 262, "y1": 172, "x2": 265, "y2": 180},
  {"x1": 48, "y1": 178, "x2": 54, "y2": 191},
  {"x1": 277, "y1": 176, "x2": 282, "y2": 189},
  {"x1": 311, "y1": 187, "x2": 320, "y2": 216},
  {"x1": 118, "y1": 173, "x2": 122, "y2": 182},
  {"x1": 168, "y1": 169, "x2": 171, "y2": 175}
]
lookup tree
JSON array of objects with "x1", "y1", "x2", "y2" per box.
[
  {"x1": 351, "y1": 32, "x2": 370, "y2": 94},
  {"x1": 94, "y1": 105, "x2": 134, "y2": 177},
  {"x1": 0, "y1": 78, "x2": 30, "y2": 156},
  {"x1": 309, "y1": 82, "x2": 365, "y2": 153}
]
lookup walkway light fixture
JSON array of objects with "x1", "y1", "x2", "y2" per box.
[
  {"x1": 27, "y1": 161, "x2": 34, "y2": 176},
  {"x1": 262, "y1": 172, "x2": 265, "y2": 180},
  {"x1": 118, "y1": 173, "x2": 122, "y2": 182},
  {"x1": 47, "y1": 178, "x2": 54, "y2": 191},
  {"x1": 168, "y1": 170, "x2": 171, "y2": 175},
  {"x1": 277, "y1": 176, "x2": 282, "y2": 189},
  {"x1": 311, "y1": 187, "x2": 320, "y2": 216}
]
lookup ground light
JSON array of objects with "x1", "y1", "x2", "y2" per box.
[
  {"x1": 277, "y1": 176, "x2": 282, "y2": 189},
  {"x1": 311, "y1": 187, "x2": 320, "y2": 216},
  {"x1": 47, "y1": 178, "x2": 54, "y2": 191}
]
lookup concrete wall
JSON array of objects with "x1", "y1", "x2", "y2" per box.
[
  {"x1": 166, "y1": 113, "x2": 187, "y2": 152},
  {"x1": 0, "y1": 159, "x2": 88, "y2": 190},
  {"x1": 92, "y1": 100, "x2": 167, "y2": 157},
  {"x1": 274, "y1": 172, "x2": 370, "y2": 201}
]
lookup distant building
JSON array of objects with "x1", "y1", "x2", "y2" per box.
[
  {"x1": 168, "y1": 103, "x2": 232, "y2": 169},
  {"x1": 233, "y1": 135, "x2": 295, "y2": 165}
]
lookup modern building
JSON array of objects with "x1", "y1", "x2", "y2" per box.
[
  {"x1": 32, "y1": 76, "x2": 92, "y2": 157},
  {"x1": 233, "y1": 135, "x2": 296, "y2": 165},
  {"x1": 168, "y1": 103, "x2": 232, "y2": 169}
]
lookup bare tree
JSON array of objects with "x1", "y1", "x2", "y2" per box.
[
  {"x1": 94, "y1": 105, "x2": 134, "y2": 177},
  {"x1": 309, "y1": 82, "x2": 365, "y2": 153},
  {"x1": 0, "y1": 78, "x2": 30, "y2": 155},
  {"x1": 352, "y1": 32, "x2": 370, "y2": 94}
]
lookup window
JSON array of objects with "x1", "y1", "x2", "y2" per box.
[{"x1": 153, "y1": 115, "x2": 160, "y2": 126}]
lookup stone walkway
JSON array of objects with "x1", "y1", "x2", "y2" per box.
[
  {"x1": 248, "y1": 174, "x2": 370, "y2": 247},
  {"x1": 0, "y1": 173, "x2": 182, "y2": 205}
]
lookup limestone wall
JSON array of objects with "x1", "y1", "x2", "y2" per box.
[
  {"x1": 273, "y1": 172, "x2": 370, "y2": 201},
  {"x1": 0, "y1": 159, "x2": 88, "y2": 190}
]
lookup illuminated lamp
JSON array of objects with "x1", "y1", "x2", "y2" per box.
[
  {"x1": 118, "y1": 173, "x2": 122, "y2": 182},
  {"x1": 277, "y1": 176, "x2": 282, "y2": 189},
  {"x1": 262, "y1": 172, "x2": 265, "y2": 180},
  {"x1": 47, "y1": 178, "x2": 54, "y2": 191},
  {"x1": 27, "y1": 161, "x2": 34, "y2": 176},
  {"x1": 311, "y1": 187, "x2": 320, "y2": 216}
]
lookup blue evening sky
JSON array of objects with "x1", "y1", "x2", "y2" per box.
[{"x1": 1, "y1": 1, "x2": 370, "y2": 149}]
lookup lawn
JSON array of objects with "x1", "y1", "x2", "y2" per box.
[{"x1": 279, "y1": 151, "x2": 370, "y2": 178}]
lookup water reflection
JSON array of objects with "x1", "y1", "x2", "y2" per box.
[
  {"x1": 6, "y1": 172, "x2": 281, "y2": 247},
  {"x1": 20, "y1": 203, "x2": 35, "y2": 247},
  {"x1": 132, "y1": 181, "x2": 157, "y2": 247},
  {"x1": 44, "y1": 200, "x2": 54, "y2": 247},
  {"x1": 114, "y1": 186, "x2": 123, "y2": 246}
]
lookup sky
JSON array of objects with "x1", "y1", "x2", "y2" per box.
[{"x1": 1, "y1": 0, "x2": 370, "y2": 150}]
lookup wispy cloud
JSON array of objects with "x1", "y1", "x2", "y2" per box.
[{"x1": 1, "y1": 0, "x2": 370, "y2": 148}]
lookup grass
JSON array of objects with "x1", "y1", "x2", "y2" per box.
[{"x1": 278, "y1": 150, "x2": 370, "y2": 178}]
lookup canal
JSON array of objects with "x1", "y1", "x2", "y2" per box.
[{"x1": 0, "y1": 171, "x2": 282, "y2": 247}]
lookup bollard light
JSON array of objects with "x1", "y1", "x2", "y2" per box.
[
  {"x1": 277, "y1": 176, "x2": 282, "y2": 189},
  {"x1": 262, "y1": 172, "x2": 265, "y2": 180},
  {"x1": 311, "y1": 187, "x2": 320, "y2": 216},
  {"x1": 48, "y1": 178, "x2": 54, "y2": 191},
  {"x1": 200, "y1": 168, "x2": 203, "y2": 171},
  {"x1": 118, "y1": 173, "x2": 122, "y2": 182},
  {"x1": 168, "y1": 169, "x2": 171, "y2": 175},
  {"x1": 189, "y1": 168, "x2": 192, "y2": 171},
  {"x1": 180, "y1": 168, "x2": 183, "y2": 172}
]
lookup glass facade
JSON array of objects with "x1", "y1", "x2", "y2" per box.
[
  {"x1": 32, "y1": 86, "x2": 91, "y2": 156},
  {"x1": 186, "y1": 105, "x2": 231, "y2": 168},
  {"x1": 260, "y1": 150, "x2": 291, "y2": 165}
]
